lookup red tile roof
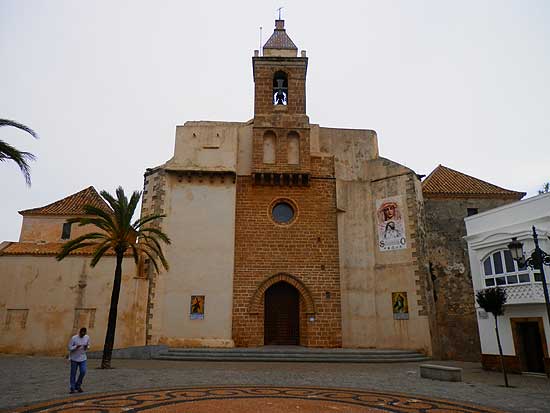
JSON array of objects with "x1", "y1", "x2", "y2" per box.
[
  {"x1": 422, "y1": 165, "x2": 525, "y2": 199},
  {"x1": 19, "y1": 186, "x2": 111, "y2": 216},
  {"x1": 263, "y1": 20, "x2": 298, "y2": 50},
  {"x1": 0, "y1": 242, "x2": 131, "y2": 257}
]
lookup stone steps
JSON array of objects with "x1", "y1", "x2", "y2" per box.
[{"x1": 153, "y1": 347, "x2": 430, "y2": 363}]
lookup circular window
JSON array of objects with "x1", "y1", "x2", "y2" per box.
[{"x1": 272, "y1": 202, "x2": 295, "y2": 224}]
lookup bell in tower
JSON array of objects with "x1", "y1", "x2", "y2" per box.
[
  {"x1": 273, "y1": 71, "x2": 288, "y2": 105},
  {"x1": 251, "y1": 18, "x2": 311, "y2": 184},
  {"x1": 252, "y1": 19, "x2": 308, "y2": 117}
]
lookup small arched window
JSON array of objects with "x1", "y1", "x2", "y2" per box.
[
  {"x1": 273, "y1": 71, "x2": 288, "y2": 105},
  {"x1": 481, "y1": 249, "x2": 540, "y2": 287},
  {"x1": 287, "y1": 131, "x2": 299, "y2": 164},
  {"x1": 263, "y1": 131, "x2": 276, "y2": 164}
]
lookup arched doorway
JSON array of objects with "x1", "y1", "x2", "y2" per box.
[{"x1": 264, "y1": 282, "x2": 299, "y2": 345}]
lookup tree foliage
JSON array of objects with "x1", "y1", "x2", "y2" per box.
[
  {"x1": 539, "y1": 182, "x2": 550, "y2": 195},
  {"x1": 0, "y1": 119, "x2": 38, "y2": 186},
  {"x1": 476, "y1": 286, "x2": 509, "y2": 387},
  {"x1": 56, "y1": 186, "x2": 170, "y2": 368},
  {"x1": 476, "y1": 287, "x2": 507, "y2": 316}
]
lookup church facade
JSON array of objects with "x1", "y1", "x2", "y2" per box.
[
  {"x1": 0, "y1": 20, "x2": 526, "y2": 358},
  {"x1": 140, "y1": 20, "x2": 434, "y2": 352}
]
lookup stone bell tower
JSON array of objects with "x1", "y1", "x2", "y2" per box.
[
  {"x1": 251, "y1": 19, "x2": 311, "y2": 185},
  {"x1": 232, "y1": 19, "x2": 342, "y2": 348}
]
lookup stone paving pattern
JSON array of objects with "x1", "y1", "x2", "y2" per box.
[
  {"x1": 9, "y1": 386, "x2": 505, "y2": 412},
  {"x1": 1, "y1": 357, "x2": 549, "y2": 412}
]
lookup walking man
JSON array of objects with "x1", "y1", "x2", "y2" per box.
[{"x1": 68, "y1": 327, "x2": 90, "y2": 393}]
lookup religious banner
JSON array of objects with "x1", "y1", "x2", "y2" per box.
[
  {"x1": 190, "y1": 295, "x2": 205, "y2": 320},
  {"x1": 392, "y1": 292, "x2": 409, "y2": 320},
  {"x1": 376, "y1": 196, "x2": 407, "y2": 251}
]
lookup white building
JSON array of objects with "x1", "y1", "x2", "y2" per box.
[{"x1": 465, "y1": 193, "x2": 550, "y2": 375}]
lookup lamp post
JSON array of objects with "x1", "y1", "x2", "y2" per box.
[{"x1": 508, "y1": 226, "x2": 550, "y2": 335}]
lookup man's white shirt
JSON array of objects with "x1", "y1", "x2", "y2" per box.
[{"x1": 68, "y1": 334, "x2": 90, "y2": 362}]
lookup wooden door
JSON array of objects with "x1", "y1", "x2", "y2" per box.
[
  {"x1": 518, "y1": 322, "x2": 545, "y2": 373},
  {"x1": 264, "y1": 282, "x2": 299, "y2": 345}
]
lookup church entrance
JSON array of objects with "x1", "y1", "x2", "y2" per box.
[{"x1": 264, "y1": 282, "x2": 299, "y2": 345}]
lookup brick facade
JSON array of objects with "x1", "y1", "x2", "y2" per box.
[
  {"x1": 232, "y1": 46, "x2": 342, "y2": 348},
  {"x1": 232, "y1": 174, "x2": 342, "y2": 347}
]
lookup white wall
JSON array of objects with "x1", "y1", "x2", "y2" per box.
[
  {"x1": 477, "y1": 304, "x2": 550, "y2": 356},
  {"x1": 465, "y1": 192, "x2": 550, "y2": 356},
  {"x1": 152, "y1": 174, "x2": 236, "y2": 347}
]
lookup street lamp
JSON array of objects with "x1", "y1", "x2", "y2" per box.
[{"x1": 507, "y1": 226, "x2": 550, "y2": 334}]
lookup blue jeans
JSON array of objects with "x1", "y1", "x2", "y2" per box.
[{"x1": 70, "y1": 360, "x2": 87, "y2": 391}]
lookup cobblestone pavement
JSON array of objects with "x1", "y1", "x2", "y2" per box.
[{"x1": 1, "y1": 356, "x2": 549, "y2": 412}]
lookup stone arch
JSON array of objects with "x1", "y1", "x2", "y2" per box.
[{"x1": 248, "y1": 273, "x2": 315, "y2": 315}]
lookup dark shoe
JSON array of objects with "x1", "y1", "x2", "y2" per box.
[
  {"x1": 77, "y1": 388, "x2": 83, "y2": 393},
  {"x1": 69, "y1": 389, "x2": 76, "y2": 394}
]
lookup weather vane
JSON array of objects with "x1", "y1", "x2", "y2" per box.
[{"x1": 277, "y1": 6, "x2": 284, "y2": 20}]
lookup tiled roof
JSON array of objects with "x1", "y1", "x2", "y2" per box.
[
  {"x1": 19, "y1": 186, "x2": 111, "y2": 216},
  {"x1": 422, "y1": 165, "x2": 525, "y2": 199},
  {"x1": 0, "y1": 242, "x2": 131, "y2": 257},
  {"x1": 264, "y1": 21, "x2": 298, "y2": 50}
]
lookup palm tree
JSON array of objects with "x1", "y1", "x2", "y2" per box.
[
  {"x1": 56, "y1": 186, "x2": 170, "y2": 368},
  {"x1": 476, "y1": 286, "x2": 509, "y2": 387},
  {"x1": 0, "y1": 119, "x2": 38, "y2": 186}
]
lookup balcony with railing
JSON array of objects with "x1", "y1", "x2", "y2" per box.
[{"x1": 480, "y1": 249, "x2": 547, "y2": 305}]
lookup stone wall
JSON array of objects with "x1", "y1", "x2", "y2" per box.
[
  {"x1": 0, "y1": 255, "x2": 145, "y2": 355},
  {"x1": 424, "y1": 197, "x2": 518, "y2": 361}
]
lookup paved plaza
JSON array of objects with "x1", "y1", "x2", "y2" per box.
[{"x1": 1, "y1": 356, "x2": 549, "y2": 412}]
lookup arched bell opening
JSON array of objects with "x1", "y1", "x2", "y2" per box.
[{"x1": 273, "y1": 71, "x2": 288, "y2": 105}]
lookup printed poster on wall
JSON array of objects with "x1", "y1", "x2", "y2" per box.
[
  {"x1": 392, "y1": 292, "x2": 409, "y2": 320},
  {"x1": 190, "y1": 295, "x2": 205, "y2": 320},
  {"x1": 376, "y1": 196, "x2": 407, "y2": 251}
]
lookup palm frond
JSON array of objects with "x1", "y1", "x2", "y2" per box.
[
  {"x1": 134, "y1": 244, "x2": 161, "y2": 273},
  {"x1": 138, "y1": 226, "x2": 171, "y2": 244},
  {"x1": 90, "y1": 241, "x2": 112, "y2": 267},
  {"x1": 0, "y1": 119, "x2": 38, "y2": 185},
  {"x1": 0, "y1": 139, "x2": 35, "y2": 185},
  {"x1": 82, "y1": 205, "x2": 116, "y2": 226},
  {"x1": 56, "y1": 233, "x2": 107, "y2": 260},
  {"x1": 127, "y1": 190, "x2": 141, "y2": 219},
  {"x1": 0, "y1": 119, "x2": 38, "y2": 138},
  {"x1": 138, "y1": 240, "x2": 169, "y2": 271},
  {"x1": 66, "y1": 217, "x2": 114, "y2": 233},
  {"x1": 132, "y1": 213, "x2": 166, "y2": 230}
]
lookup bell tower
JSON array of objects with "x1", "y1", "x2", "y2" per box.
[{"x1": 252, "y1": 19, "x2": 311, "y2": 185}]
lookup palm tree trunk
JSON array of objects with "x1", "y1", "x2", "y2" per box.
[
  {"x1": 101, "y1": 251, "x2": 124, "y2": 369},
  {"x1": 494, "y1": 314, "x2": 509, "y2": 387}
]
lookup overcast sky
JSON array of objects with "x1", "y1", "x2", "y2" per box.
[{"x1": 1, "y1": 0, "x2": 549, "y2": 241}]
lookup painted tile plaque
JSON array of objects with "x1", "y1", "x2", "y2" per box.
[
  {"x1": 190, "y1": 295, "x2": 205, "y2": 320},
  {"x1": 376, "y1": 196, "x2": 407, "y2": 251},
  {"x1": 392, "y1": 292, "x2": 409, "y2": 320}
]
